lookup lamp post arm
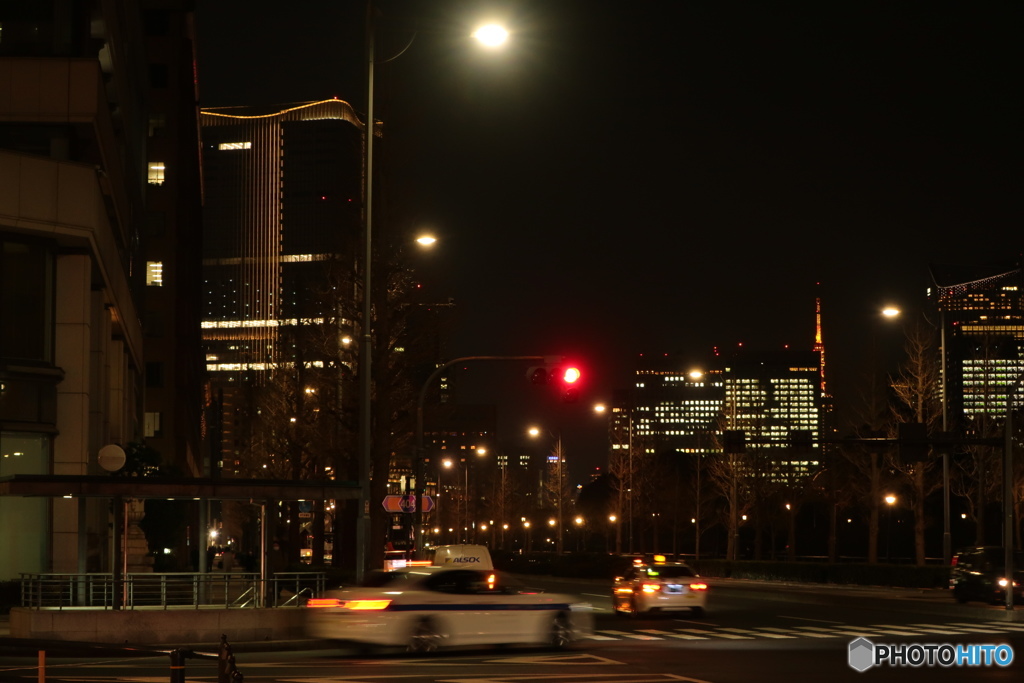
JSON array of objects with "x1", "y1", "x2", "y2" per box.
[{"x1": 413, "y1": 355, "x2": 549, "y2": 555}]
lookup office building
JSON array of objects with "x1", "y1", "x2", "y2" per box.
[
  {"x1": 199, "y1": 100, "x2": 364, "y2": 477},
  {"x1": 931, "y1": 260, "x2": 1024, "y2": 426},
  {"x1": 0, "y1": 1, "x2": 203, "y2": 579}
]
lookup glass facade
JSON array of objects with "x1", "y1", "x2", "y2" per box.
[{"x1": 0, "y1": 432, "x2": 49, "y2": 579}]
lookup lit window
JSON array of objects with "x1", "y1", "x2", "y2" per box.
[
  {"x1": 148, "y1": 162, "x2": 165, "y2": 185},
  {"x1": 218, "y1": 142, "x2": 252, "y2": 150},
  {"x1": 146, "y1": 262, "x2": 163, "y2": 286},
  {"x1": 144, "y1": 412, "x2": 162, "y2": 438}
]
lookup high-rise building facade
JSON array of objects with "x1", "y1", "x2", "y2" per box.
[
  {"x1": 0, "y1": 1, "x2": 203, "y2": 579},
  {"x1": 931, "y1": 261, "x2": 1024, "y2": 426},
  {"x1": 199, "y1": 100, "x2": 364, "y2": 476}
]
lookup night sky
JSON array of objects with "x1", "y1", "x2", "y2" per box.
[{"x1": 197, "y1": 1, "x2": 1021, "y2": 481}]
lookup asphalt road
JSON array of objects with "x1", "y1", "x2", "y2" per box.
[{"x1": 1, "y1": 577, "x2": 1022, "y2": 682}]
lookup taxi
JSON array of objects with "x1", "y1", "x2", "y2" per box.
[
  {"x1": 612, "y1": 556, "x2": 708, "y2": 617},
  {"x1": 306, "y1": 565, "x2": 593, "y2": 652}
]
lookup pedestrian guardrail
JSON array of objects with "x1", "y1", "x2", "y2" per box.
[{"x1": 19, "y1": 571, "x2": 325, "y2": 609}]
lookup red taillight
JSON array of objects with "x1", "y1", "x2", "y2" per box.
[
  {"x1": 307, "y1": 598, "x2": 341, "y2": 609},
  {"x1": 951, "y1": 557, "x2": 959, "y2": 567},
  {"x1": 641, "y1": 583, "x2": 661, "y2": 593},
  {"x1": 689, "y1": 582, "x2": 708, "y2": 591}
]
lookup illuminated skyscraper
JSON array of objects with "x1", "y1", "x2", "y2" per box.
[
  {"x1": 199, "y1": 100, "x2": 364, "y2": 475},
  {"x1": 930, "y1": 261, "x2": 1024, "y2": 427}
]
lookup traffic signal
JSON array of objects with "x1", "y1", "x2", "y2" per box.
[{"x1": 525, "y1": 360, "x2": 583, "y2": 402}]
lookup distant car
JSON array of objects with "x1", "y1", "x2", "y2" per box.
[
  {"x1": 950, "y1": 546, "x2": 1024, "y2": 605},
  {"x1": 613, "y1": 558, "x2": 707, "y2": 617},
  {"x1": 306, "y1": 566, "x2": 593, "y2": 652}
]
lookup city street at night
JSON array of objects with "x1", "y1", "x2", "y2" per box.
[{"x1": 2, "y1": 576, "x2": 1021, "y2": 682}]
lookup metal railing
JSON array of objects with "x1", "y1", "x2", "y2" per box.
[{"x1": 19, "y1": 572, "x2": 326, "y2": 609}]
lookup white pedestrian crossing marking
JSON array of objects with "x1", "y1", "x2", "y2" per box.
[
  {"x1": 718, "y1": 627, "x2": 795, "y2": 639},
  {"x1": 758, "y1": 627, "x2": 835, "y2": 639},
  {"x1": 905, "y1": 623, "x2": 970, "y2": 635},
  {"x1": 944, "y1": 623, "x2": 1007, "y2": 633},
  {"x1": 639, "y1": 629, "x2": 709, "y2": 640},
  {"x1": 985, "y1": 622, "x2": 1024, "y2": 631},
  {"x1": 587, "y1": 620, "x2": 1019, "y2": 643},
  {"x1": 597, "y1": 629, "x2": 663, "y2": 640},
  {"x1": 868, "y1": 625, "x2": 927, "y2": 636},
  {"x1": 675, "y1": 628, "x2": 753, "y2": 640}
]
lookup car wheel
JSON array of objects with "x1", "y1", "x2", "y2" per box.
[
  {"x1": 952, "y1": 585, "x2": 968, "y2": 604},
  {"x1": 549, "y1": 613, "x2": 572, "y2": 649},
  {"x1": 629, "y1": 596, "x2": 644, "y2": 617},
  {"x1": 690, "y1": 606, "x2": 705, "y2": 617},
  {"x1": 407, "y1": 618, "x2": 442, "y2": 654}
]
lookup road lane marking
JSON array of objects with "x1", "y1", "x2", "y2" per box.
[
  {"x1": 900, "y1": 624, "x2": 970, "y2": 635},
  {"x1": 757, "y1": 627, "x2": 835, "y2": 638},
  {"x1": 638, "y1": 629, "x2": 709, "y2": 640},
  {"x1": 716, "y1": 627, "x2": 794, "y2": 639},
  {"x1": 779, "y1": 615, "x2": 845, "y2": 624},
  {"x1": 674, "y1": 629, "x2": 753, "y2": 640},
  {"x1": 865, "y1": 626, "x2": 927, "y2": 636},
  {"x1": 985, "y1": 622, "x2": 1024, "y2": 631},
  {"x1": 597, "y1": 630, "x2": 663, "y2": 640},
  {"x1": 943, "y1": 623, "x2": 1008, "y2": 633}
]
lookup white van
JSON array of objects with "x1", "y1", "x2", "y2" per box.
[{"x1": 430, "y1": 544, "x2": 494, "y2": 570}]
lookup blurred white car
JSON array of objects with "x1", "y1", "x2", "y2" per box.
[
  {"x1": 613, "y1": 559, "x2": 708, "y2": 617},
  {"x1": 307, "y1": 566, "x2": 593, "y2": 652}
]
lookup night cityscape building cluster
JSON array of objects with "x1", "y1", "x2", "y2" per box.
[{"x1": 0, "y1": 1, "x2": 1022, "y2": 585}]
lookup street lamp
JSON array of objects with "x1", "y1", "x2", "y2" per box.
[
  {"x1": 356, "y1": 2, "x2": 510, "y2": 580},
  {"x1": 528, "y1": 427, "x2": 564, "y2": 554},
  {"x1": 885, "y1": 494, "x2": 897, "y2": 562}
]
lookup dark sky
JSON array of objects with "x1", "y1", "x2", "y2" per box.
[{"x1": 197, "y1": 1, "x2": 1022, "y2": 482}]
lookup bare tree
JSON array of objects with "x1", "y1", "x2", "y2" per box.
[{"x1": 889, "y1": 317, "x2": 943, "y2": 565}]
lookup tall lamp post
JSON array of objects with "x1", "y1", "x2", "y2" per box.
[
  {"x1": 528, "y1": 427, "x2": 564, "y2": 554},
  {"x1": 356, "y1": 12, "x2": 509, "y2": 579},
  {"x1": 1003, "y1": 372, "x2": 1022, "y2": 610}
]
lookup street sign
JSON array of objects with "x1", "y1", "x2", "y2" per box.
[{"x1": 382, "y1": 495, "x2": 435, "y2": 513}]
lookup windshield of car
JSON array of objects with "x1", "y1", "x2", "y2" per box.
[{"x1": 645, "y1": 566, "x2": 695, "y2": 579}]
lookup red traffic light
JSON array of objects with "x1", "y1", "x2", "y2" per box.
[{"x1": 562, "y1": 367, "x2": 581, "y2": 384}]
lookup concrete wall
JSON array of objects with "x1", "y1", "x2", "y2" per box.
[{"x1": 10, "y1": 607, "x2": 309, "y2": 645}]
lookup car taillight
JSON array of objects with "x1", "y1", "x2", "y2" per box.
[
  {"x1": 689, "y1": 582, "x2": 708, "y2": 591},
  {"x1": 307, "y1": 598, "x2": 341, "y2": 608},
  {"x1": 341, "y1": 599, "x2": 392, "y2": 610},
  {"x1": 951, "y1": 556, "x2": 958, "y2": 566},
  {"x1": 641, "y1": 583, "x2": 661, "y2": 593}
]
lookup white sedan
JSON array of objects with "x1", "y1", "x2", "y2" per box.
[{"x1": 306, "y1": 566, "x2": 593, "y2": 653}]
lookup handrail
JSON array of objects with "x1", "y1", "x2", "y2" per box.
[{"x1": 18, "y1": 571, "x2": 326, "y2": 609}]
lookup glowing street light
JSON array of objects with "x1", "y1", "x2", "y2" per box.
[{"x1": 473, "y1": 24, "x2": 509, "y2": 48}]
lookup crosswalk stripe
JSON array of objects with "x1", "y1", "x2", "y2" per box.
[
  {"x1": 985, "y1": 622, "x2": 1024, "y2": 631},
  {"x1": 943, "y1": 623, "x2": 1007, "y2": 633},
  {"x1": 867, "y1": 625, "x2": 927, "y2": 636},
  {"x1": 638, "y1": 629, "x2": 709, "y2": 640},
  {"x1": 717, "y1": 627, "x2": 794, "y2": 639},
  {"x1": 903, "y1": 624, "x2": 970, "y2": 635},
  {"x1": 597, "y1": 629, "x2": 663, "y2": 640},
  {"x1": 589, "y1": 620, "x2": 1018, "y2": 643},
  {"x1": 758, "y1": 627, "x2": 837, "y2": 639},
  {"x1": 675, "y1": 629, "x2": 753, "y2": 640}
]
